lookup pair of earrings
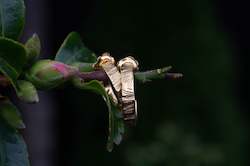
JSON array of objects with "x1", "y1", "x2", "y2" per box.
[{"x1": 94, "y1": 53, "x2": 139, "y2": 125}]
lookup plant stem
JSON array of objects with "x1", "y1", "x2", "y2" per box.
[
  {"x1": 77, "y1": 66, "x2": 183, "y2": 84},
  {"x1": 77, "y1": 70, "x2": 109, "y2": 84},
  {"x1": 134, "y1": 66, "x2": 183, "y2": 83}
]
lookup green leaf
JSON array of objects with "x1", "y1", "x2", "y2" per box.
[
  {"x1": 73, "y1": 79, "x2": 124, "y2": 151},
  {"x1": 55, "y1": 32, "x2": 97, "y2": 64},
  {"x1": 0, "y1": 38, "x2": 27, "y2": 88},
  {"x1": 16, "y1": 80, "x2": 39, "y2": 103},
  {"x1": 0, "y1": 119, "x2": 29, "y2": 166},
  {"x1": 0, "y1": 0, "x2": 25, "y2": 39},
  {"x1": 0, "y1": 99, "x2": 25, "y2": 129},
  {"x1": 25, "y1": 33, "x2": 41, "y2": 63}
]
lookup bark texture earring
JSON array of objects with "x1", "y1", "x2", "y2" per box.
[
  {"x1": 117, "y1": 56, "x2": 139, "y2": 126},
  {"x1": 94, "y1": 53, "x2": 121, "y2": 93},
  {"x1": 94, "y1": 53, "x2": 121, "y2": 105}
]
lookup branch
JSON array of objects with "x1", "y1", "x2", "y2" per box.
[
  {"x1": 2, "y1": 61, "x2": 183, "y2": 91},
  {"x1": 77, "y1": 70, "x2": 109, "y2": 84},
  {"x1": 134, "y1": 66, "x2": 183, "y2": 83},
  {"x1": 77, "y1": 66, "x2": 183, "y2": 83}
]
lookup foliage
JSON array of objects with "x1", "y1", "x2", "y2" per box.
[
  {"x1": 0, "y1": 0, "x2": 162, "y2": 164},
  {"x1": 0, "y1": 99, "x2": 29, "y2": 166},
  {"x1": 55, "y1": 32, "x2": 97, "y2": 64},
  {"x1": 0, "y1": 1, "x2": 29, "y2": 164},
  {"x1": 0, "y1": 0, "x2": 25, "y2": 39},
  {"x1": 0, "y1": 38, "x2": 27, "y2": 89}
]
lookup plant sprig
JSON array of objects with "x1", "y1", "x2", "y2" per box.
[{"x1": 0, "y1": 0, "x2": 182, "y2": 164}]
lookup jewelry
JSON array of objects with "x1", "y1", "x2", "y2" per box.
[
  {"x1": 95, "y1": 54, "x2": 139, "y2": 125},
  {"x1": 117, "y1": 56, "x2": 139, "y2": 125},
  {"x1": 94, "y1": 53, "x2": 121, "y2": 105},
  {"x1": 94, "y1": 53, "x2": 121, "y2": 93}
]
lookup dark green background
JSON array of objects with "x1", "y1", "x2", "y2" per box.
[{"x1": 26, "y1": 0, "x2": 250, "y2": 165}]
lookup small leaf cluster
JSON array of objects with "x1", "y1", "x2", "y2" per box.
[
  {"x1": 1, "y1": 0, "x2": 182, "y2": 165},
  {"x1": 0, "y1": 0, "x2": 126, "y2": 165},
  {"x1": 1, "y1": 0, "x2": 32, "y2": 165}
]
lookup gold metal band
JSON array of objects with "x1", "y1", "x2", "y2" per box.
[
  {"x1": 95, "y1": 54, "x2": 139, "y2": 125},
  {"x1": 117, "y1": 56, "x2": 139, "y2": 125},
  {"x1": 95, "y1": 53, "x2": 121, "y2": 93}
]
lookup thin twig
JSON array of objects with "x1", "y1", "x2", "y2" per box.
[{"x1": 77, "y1": 66, "x2": 183, "y2": 83}]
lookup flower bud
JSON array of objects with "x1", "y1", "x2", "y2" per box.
[
  {"x1": 16, "y1": 80, "x2": 39, "y2": 103},
  {"x1": 25, "y1": 60, "x2": 78, "y2": 89},
  {"x1": 25, "y1": 34, "x2": 41, "y2": 64}
]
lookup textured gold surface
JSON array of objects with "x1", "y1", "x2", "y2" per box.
[
  {"x1": 95, "y1": 54, "x2": 139, "y2": 125},
  {"x1": 95, "y1": 53, "x2": 121, "y2": 93},
  {"x1": 118, "y1": 56, "x2": 139, "y2": 125}
]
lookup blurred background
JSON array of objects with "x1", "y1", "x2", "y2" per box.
[{"x1": 21, "y1": 0, "x2": 249, "y2": 166}]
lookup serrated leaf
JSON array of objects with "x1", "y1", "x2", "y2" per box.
[
  {"x1": 25, "y1": 33, "x2": 41, "y2": 63},
  {"x1": 0, "y1": 119, "x2": 29, "y2": 166},
  {"x1": 55, "y1": 32, "x2": 97, "y2": 64},
  {"x1": 16, "y1": 80, "x2": 39, "y2": 103},
  {"x1": 73, "y1": 79, "x2": 124, "y2": 151},
  {"x1": 0, "y1": 0, "x2": 25, "y2": 39},
  {"x1": 0, "y1": 99, "x2": 25, "y2": 129},
  {"x1": 0, "y1": 38, "x2": 27, "y2": 88}
]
